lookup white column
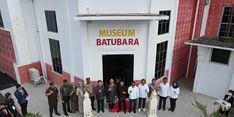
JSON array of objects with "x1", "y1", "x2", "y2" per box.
[
  {"x1": 145, "y1": 20, "x2": 158, "y2": 83},
  {"x1": 7, "y1": 0, "x2": 32, "y2": 65}
]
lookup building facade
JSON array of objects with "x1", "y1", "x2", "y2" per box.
[
  {"x1": 0, "y1": 0, "x2": 183, "y2": 86},
  {"x1": 2, "y1": 0, "x2": 224, "y2": 96},
  {"x1": 186, "y1": 0, "x2": 234, "y2": 99}
]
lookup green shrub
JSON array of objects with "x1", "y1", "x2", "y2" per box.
[
  {"x1": 25, "y1": 112, "x2": 42, "y2": 117},
  {"x1": 192, "y1": 99, "x2": 225, "y2": 117}
]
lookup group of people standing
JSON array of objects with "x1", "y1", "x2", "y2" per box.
[
  {"x1": 0, "y1": 77, "x2": 180, "y2": 117},
  {"x1": 83, "y1": 77, "x2": 180, "y2": 114},
  {"x1": 45, "y1": 80, "x2": 85, "y2": 117},
  {"x1": 0, "y1": 84, "x2": 29, "y2": 117}
]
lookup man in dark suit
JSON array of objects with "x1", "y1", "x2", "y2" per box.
[{"x1": 14, "y1": 84, "x2": 28, "y2": 116}]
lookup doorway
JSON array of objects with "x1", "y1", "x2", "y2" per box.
[{"x1": 102, "y1": 54, "x2": 134, "y2": 87}]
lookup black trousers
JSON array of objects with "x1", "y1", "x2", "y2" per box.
[
  {"x1": 138, "y1": 98, "x2": 146, "y2": 109},
  {"x1": 62, "y1": 96, "x2": 71, "y2": 114},
  {"x1": 159, "y1": 96, "x2": 167, "y2": 109},
  {"x1": 49, "y1": 102, "x2": 59, "y2": 117},
  {"x1": 118, "y1": 99, "x2": 126, "y2": 112},
  {"x1": 108, "y1": 103, "x2": 114, "y2": 110},
  {"x1": 19, "y1": 101, "x2": 28, "y2": 116},
  {"x1": 170, "y1": 98, "x2": 177, "y2": 111},
  {"x1": 97, "y1": 100, "x2": 104, "y2": 112},
  {"x1": 129, "y1": 99, "x2": 137, "y2": 112},
  {"x1": 89, "y1": 96, "x2": 95, "y2": 109}
]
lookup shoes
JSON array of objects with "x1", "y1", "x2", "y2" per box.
[
  {"x1": 97, "y1": 111, "x2": 100, "y2": 113},
  {"x1": 163, "y1": 108, "x2": 166, "y2": 111},
  {"x1": 134, "y1": 111, "x2": 136, "y2": 113},
  {"x1": 168, "y1": 108, "x2": 171, "y2": 111},
  {"x1": 55, "y1": 113, "x2": 61, "y2": 116},
  {"x1": 158, "y1": 107, "x2": 161, "y2": 110},
  {"x1": 92, "y1": 108, "x2": 96, "y2": 111},
  {"x1": 142, "y1": 108, "x2": 146, "y2": 112},
  {"x1": 102, "y1": 110, "x2": 105, "y2": 113},
  {"x1": 68, "y1": 110, "x2": 72, "y2": 113},
  {"x1": 64, "y1": 113, "x2": 69, "y2": 116},
  {"x1": 138, "y1": 108, "x2": 141, "y2": 112},
  {"x1": 124, "y1": 111, "x2": 126, "y2": 114}
]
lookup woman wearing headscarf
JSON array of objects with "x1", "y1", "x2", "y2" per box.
[
  {"x1": 168, "y1": 81, "x2": 180, "y2": 112},
  {"x1": 106, "y1": 78, "x2": 116, "y2": 112},
  {"x1": 77, "y1": 82, "x2": 84, "y2": 114}
]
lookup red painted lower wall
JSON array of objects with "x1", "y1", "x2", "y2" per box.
[
  {"x1": 46, "y1": 63, "x2": 71, "y2": 86},
  {"x1": 18, "y1": 61, "x2": 42, "y2": 83}
]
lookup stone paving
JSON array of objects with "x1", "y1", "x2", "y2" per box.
[{"x1": 0, "y1": 78, "x2": 219, "y2": 117}]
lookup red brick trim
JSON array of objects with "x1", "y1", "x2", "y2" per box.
[
  {"x1": 0, "y1": 29, "x2": 16, "y2": 79},
  {"x1": 46, "y1": 63, "x2": 71, "y2": 86},
  {"x1": 18, "y1": 61, "x2": 42, "y2": 83}
]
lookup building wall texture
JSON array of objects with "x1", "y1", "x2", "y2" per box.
[{"x1": 0, "y1": 29, "x2": 16, "y2": 79}]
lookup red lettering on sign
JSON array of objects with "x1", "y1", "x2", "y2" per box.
[
  {"x1": 117, "y1": 38, "x2": 122, "y2": 45},
  {"x1": 129, "y1": 38, "x2": 133, "y2": 45},
  {"x1": 96, "y1": 39, "x2": 101, "y2": 45},
  {"x1": 134, "y1": 38, "x2": 139, "y2": 45},
  {"x1": 122, "y1": 39, "x2": 127, "y2": 45}
]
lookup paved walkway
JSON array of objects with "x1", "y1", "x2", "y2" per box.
[{"x1": 0, "y1": 78, "x2": 219, "y2": 117}]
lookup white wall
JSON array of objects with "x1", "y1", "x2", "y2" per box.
[
  {"x1": 82, "y1": 21, "x2": 148, "y2": 81},
  {"x1": 6, "y1": 0, "x2": 32, "y2": 65},
  {"x1": 34, "y1": 0, "x2": 84, "y2": 80},
  {"x1": 20, "y1": 0, "x2": 40, "y2": 63},
  {"x1": 0, "y1": 0, "x2": 13, "y2": 31},
  {"x1": 0, "y1": 0, "x2": 41, "y2": 66},
  {"x1": 78, "y1": 0, "x2": 150, "y2": 14},
  {"x1": 230, "y1": 72, "x2": 234, "y2": 90},
  {"x1": 193, "y1": 47, "x2": 234, "y2": 99}
]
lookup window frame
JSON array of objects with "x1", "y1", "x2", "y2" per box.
[
  {"x1": 210, "y1": 48, "x2": 231, "y2": 65},
  {"x1": 154, "y1": 41, "x2": 168, "y2": 80},
  {"x1": 45, "y1": 10, "x2": 58, "y2": 33},
  {"x1": 49, "y1": 38, "x2": 63, "y2": 74},
  {"x1": 218, "y1": 6, "x2": 234, "y2": 38},
  {"x1": 158, "y1": 10, "x2": 171, "y2": 35},
  {"x1": 0, "y1": 10, "x2": 4, "y2": 28}
]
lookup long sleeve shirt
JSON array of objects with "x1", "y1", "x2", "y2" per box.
[
  {"x1": 128, "y1": 86, "x2": 139, "y2": 100},
  {"x1": 169, "y1": 86, "x2": 180, "y2": 99},
  {"x1": 159, "y1": 83, "x2": 170, "y2": 97},
  {"x1": 138, "y1": 84, "x2": 149, "y2": 98}
]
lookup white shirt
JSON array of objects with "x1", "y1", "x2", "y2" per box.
[
  {"x1": 169, "y1": 86, "x2": 180, "y2": 99},
  {"x1": 128, "y1": 86, "x2": 139, "y2": 99},
  {"x1": 159, "y1": 83, "x2": 170, "y2": 97},
  {"x1": 138, "y1": 84, "x2": 149, "y2": 98}
]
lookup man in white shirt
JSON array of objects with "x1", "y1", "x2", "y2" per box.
[
  {"x1": 158, "y1": 77, "x2": 170, "y2": 111},
  {"x1": 128, "y1": 81, "x2": 139, "y2": 113},
  {"x1": 138, "y1": 79, "x2": 149, "y2": 112}
]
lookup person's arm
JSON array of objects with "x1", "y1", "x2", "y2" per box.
[
  {"x1": 136, "y1": 87, "x2": 139, "y2": 98},
  {"x1": 22, "y1": 87, "x2": 29, "y2": 96},
  {"x1": 176, "y1": 88, "x2": 180, "y2": 95},
  {"x1": 146, "y1": 85, "x2": 149, "y2": 93},
  {"x1": 59, "y1": 87, "x2": 64, "y2": 103},
  {"x1": 45, "y1": 89, "x2": 53, "y2": 96},
  {"x1": 128, "y1": 87, "x2": 131, "y2": 94}
]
